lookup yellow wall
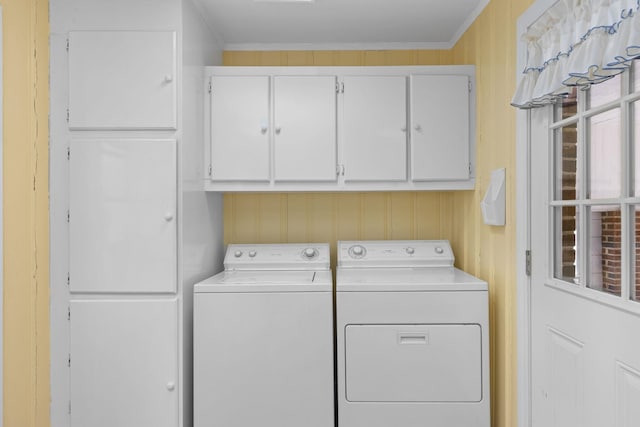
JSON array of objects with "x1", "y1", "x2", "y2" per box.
[
  {"x1": 2, "y1": 0, "x2": 50, "y2": 426},
  {"x1": 223, "y1": 0, "x2": 533, "y2": 425}
]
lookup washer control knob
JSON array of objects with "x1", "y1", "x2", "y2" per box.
[
  {"x1": 303, "y1": 248, "x2": 317, "y2": 259},
  {"x1": 406, "y1": 247, "x2": 415, "y2": 255},
  {"x1": 234, "y1": 250, "x2": 243, "y2": 258},
  {"x1": 435, "y1": 247, "x2": 444, "y2": 254},
  {"x1": 248, "y1": 250, "x2": 257, "y2": 258}
]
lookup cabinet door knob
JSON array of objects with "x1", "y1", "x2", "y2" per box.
[
  {"x1": 163, "y1": 75, "x2": 173, "y2": 83},
  {"x1": 275, "y1": 127, "x2": 282, "y2": 135},
  {"x1": 166, "y1": 382, "x2": 175, "y2": 391},
  {"x1": 260, "y1": 125, "x2": 268, "y2": 134},
  {"x1": 414, "y1": 124, "x2": 422, "y2": 132},
  {"x1": 401, "y1": 126, "x2": 407, "y2": 132},
  {"x1": 164, "y1": 212, "x2": 174, "y2": 222}
]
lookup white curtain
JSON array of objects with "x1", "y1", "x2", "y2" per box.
[{"x1": 512, "y1": 0, "x2": 640, "y2": 108}]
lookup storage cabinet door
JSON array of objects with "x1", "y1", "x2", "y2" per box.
[
  {"x1": 68, "y1": 31, "x2": 176, "y2": 130},
  {"x1": 342, "y1": 76, "x2": 407, "y2": 181},
  {"x1": 410, "y1": 75, "x2": 470, "y2": 181},
  {"x1": 210, "y1": 75, "x2": 270, "y2": 181},
  {"x1": 274, "y1": 76, "x2": 337, "y2": 181},
  {"x1": 70, "y1": 299, "x2": 178, "y2": 427},
  {"x1": 69, "y1": 139, "x2": 177, "y2": 293}
]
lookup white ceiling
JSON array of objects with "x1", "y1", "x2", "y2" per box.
[{"x1": 194, "y1": 0, "x2": 490, "y2": 51}]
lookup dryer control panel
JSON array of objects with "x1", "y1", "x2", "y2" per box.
[
  {"x1": 338, "y1": 240, "x2": 454, "y2": 268},
  {"x1": 224, "y1": 243, "x2": 330, "y2": 270}
]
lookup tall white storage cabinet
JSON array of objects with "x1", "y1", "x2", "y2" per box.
[{"x1": 49, "y1": 1, "x2": 225, "y2": 427}]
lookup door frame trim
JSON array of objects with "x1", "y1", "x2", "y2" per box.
[
  {"x1": 515, "y1": 1, "x2": 558, "y2": 426},
  {"x1": 0, "y1": 6, "x2": 4, "y2": 424}
]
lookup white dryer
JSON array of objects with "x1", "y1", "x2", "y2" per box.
[
  {"x1": 336, "y1": 240, "x2": 489, "y2": 427},
  {"x1": 194, "y1": 243, "x2": 334, "y2": 427}
]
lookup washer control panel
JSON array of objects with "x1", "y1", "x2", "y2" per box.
[
  {"x1": 224, "y1": 243, "x2": 330, "y2": 270},
  {"x1": 338, "y1": 240, "x2": 454, "y2": 268}
]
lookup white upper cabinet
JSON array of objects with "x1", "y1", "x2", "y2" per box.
[
  {"x1": 273, "y1": 76, "x2": 337, "y2": 182},
  {"x1": 410, "y1": 74, "x2": 470, "y2": 181},
  {"x1": 205, "y1": 66, "x2": 475, "y2": 191},
  {"x1": 69, "y1": 139, "x2": 177, "y2": 293},
  {"x1": 341, "y1": 76, "x2": 407, "y2": 182},
  {"x1": 210, "y1": 75, "x2": 270, "y2": 181},
  {"x1": 68, "y1": 31, "x2": 177, "y2": 130}
]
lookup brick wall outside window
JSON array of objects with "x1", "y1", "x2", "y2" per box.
[{"x1": 600, "y1": 210, "x2": 640, "y2": 299}]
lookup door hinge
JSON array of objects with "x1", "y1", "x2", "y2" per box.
[
  {"x1": 67, "y1": 272, "x2": 70, "y2": 287},
  {"x1": 67, "y1": 210, "x2": 70, "y2": 223},
  {"x1": 208, "y1": 164, "x2": 212, "y2": 177},
  {"x1": 208, "y1": 81, "x2": 212, "y2": 94},
  {"x1": 68, "y1": 400, "x2": 71, "y2": 414},
  {"x1": 66, "y1": 38, "x2": 69, "y2": 52},
  {"x1": 66, "y1": 109, "x2": 70, "y2": 123},
  {"x1": 68, "y1": 355, "x2": 71, "y2": 367},
  {"x1": 525, "y1": 250, "x2": 532, "y2": 276},
  {"x1": 468, "y1": 79, "x2": 472, "y2": 93},
  {"x1": 68, "y1": 306, "x2": 71, "y2": 320},
  {"x1": 67, "y1": 146, "x2": 70, "y2": 160}
]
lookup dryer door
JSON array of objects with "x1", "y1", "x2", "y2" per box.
[{"x1": 345, "y1": 324, "x2": 482, "y2": 402}]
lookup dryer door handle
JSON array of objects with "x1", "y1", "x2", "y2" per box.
[{"x1": 397, "y1": 332, "x2": 429, "y2": 345}]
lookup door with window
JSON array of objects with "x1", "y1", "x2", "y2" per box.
[{"x1": 530, "y1": 67, "x2": 640, "y2": 427}]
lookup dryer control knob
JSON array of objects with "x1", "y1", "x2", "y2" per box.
[
  {"x1": 349, "y1": 245, "x2": 366, "y2": 258},
  {"x1": 435, "y1": 247, "x2": 444, "y2": 254},
  {"x1": 234, "y1": 250, "x2": 243, "y2": 258},
  {"x1": 406, "y1": 247, "x2": 415, "y2": 255},
  {"x1": 248, "y1": 250, "x2": 257, "y2": 258},
  {"x1": 303, "y1": 248, "x2": 317, "y2": 259}
]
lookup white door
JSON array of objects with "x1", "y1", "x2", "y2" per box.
[
  {"x1": 69, "y1": 139, "x2": 177, "y2": 293},
  {"x1": 68, "y1": 31, "x2": 176, "y2": 130},
  {"x1": 210, "y1": 75, "x2": 270, "y2": 181},
  {"x1": 410, "y1": 75, "x2": 469, "y2": 181},
  {"x1": 274, "y1": 75, "x2": 337, "y2": 181},
  {"x1": 341, "y1": 76, "x2": 407, "y2": 182},
  {"x1": 70, "y1": 299, "x2": 178, "y2": 427},
  {"x1": 529, "y1": 74, "x2": 640, "y2": 427}
]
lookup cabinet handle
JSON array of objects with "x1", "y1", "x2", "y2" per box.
[
  {"x1": 414, "y1": 124, "x2": 422, "y2": 132},
  {"x1": 275, "y1": 127, "x2": 282, "y2": 135}
]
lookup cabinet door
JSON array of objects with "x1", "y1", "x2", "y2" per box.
[
  {"x1": 210, "y1": 75, "x2": 270, "y2": 181},
  {"x1": 69, "y1": 139, "x2": 177, "y2": 293},
  {"x1": 342, "y1": 76, "x2": 407, "y2": 182},
  {"x1": 68, "y1": 31, "x2": 176, "y2": 130},
  {"x1": 410, "y1": 75, "x2": 470, "y2": 181},
  {"x1": 70, "y1": 299, "x2": 178, "y2": 427},
  {"x1": 274, "y1": 76, "x2": 337, "y2": 181}
]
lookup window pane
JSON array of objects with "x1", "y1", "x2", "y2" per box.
[
  {"x1": 589, "y1": 74, "x2": 621, "y2": 108},
  {"x1": 555, "y1": 124, "x2": 579, "y2": 200},
  {"x1": 555, "y1": 87, "x2": 577, "y2": 121},
  {"x1": 635, "y1": 102, "x2": 640, "y2": 196},
  {"x1": 589, "y1": 108, "x2": 621, "y2": 199},
  {"x1": 587, "y1": 205, "x2": 622, "y2": 296},
  {"x1": 555, "y1": 206, "x2": 579, "y2": 284},
  {"x1": 634, "y1": 206, "x2": 640, "y2": 302}
]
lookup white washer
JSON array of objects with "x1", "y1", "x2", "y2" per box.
[
  {"x1": 336, "y1": 240, "x2": 490, "y2": 427},
  {"x1": 194, "y1": 243, "x2": 335, "y2": 427}
]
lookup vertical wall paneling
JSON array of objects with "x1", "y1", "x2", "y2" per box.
[
  {"x1": 0, "y1": 6, "x2": 3, "y2": 423},
  {"x1": 3, "y1": 0, "x2": 50, "y2": 426}
]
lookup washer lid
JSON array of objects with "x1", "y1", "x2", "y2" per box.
[
  {"x1": 224, "y1": 243, "x2": 330, "y2": 271},
  {"x1": 337, "y1": 267, "x2": 487, "y2": 292},
  {"x1": 194, "y1": 270, "x2": 332, "y2": 293},
  {"x1": 338, "y1": 240, "x2": 454, "y2": 268}
]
